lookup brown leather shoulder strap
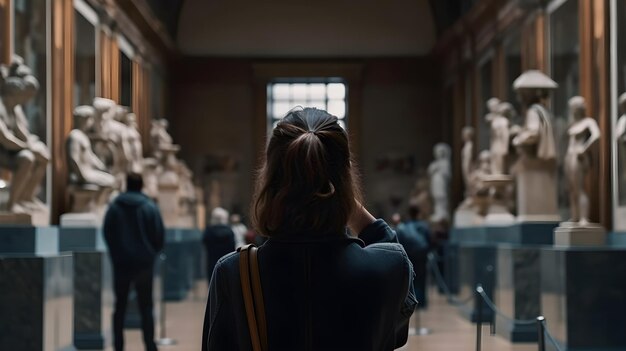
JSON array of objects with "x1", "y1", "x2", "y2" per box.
[
  {"x1": 238, "y1": 244, "x2": 263, "y2": 351},
  {"x1": 250, "y1": 247, "x2": 268, "y2": 351}
]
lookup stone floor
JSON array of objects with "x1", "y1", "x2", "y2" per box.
[{"x1": 113, "y1": 284, "x2": 536, "y2": 351}]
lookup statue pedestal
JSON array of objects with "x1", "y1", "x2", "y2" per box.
[
  {"x1": 157, "y1": 183, "x2": 180, "y2": 228},
  {"x1": 513, "y1": 157, "x2": 560, "y2": 222},
  {"x1": 554, "y1": 222, "x2": 607, "y2": 247},
  {"x1": 0, "y1": 209, "x2": 49, "y2": 227},
  {"x1": 60, "y1": 212, "x2": 104, "y2": 227},
  {"x1": 0, "y1": 226, "x2": 73, "y2": 351},
  {"x1": 483, "y1": 175, "x2": 515, "y2": 226}
]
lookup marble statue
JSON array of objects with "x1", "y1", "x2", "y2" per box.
[
  {"x1": 90, "y1": 98, "x2": 132, "y2": 189},
  {"x1": 453, "y1": 146, "x2": 490, "y2": 227},
  {"x1": 122, "y1": 113, "x2": 144, "y2": 173},
  {"x1": 67, "y1": 106, "x2": 116, "y2": 190},
  {"x1": 511, "y1": 70, "x2": 560, "y2": 222},
  {"x1": 429, "y1": 143, "x2": 451, "y2": 223},
  {"x1": 409, "y1": 174, "x2": 432, "y2": 221},
  {"x1": 0, "y1": 59, "x2": 50, "y2": 223},
  {"x1": 490, "y1": 102, "x2": 514, "y2": 174},
  {"x1": 64, "y1": 106, "x2": 116, "y2": 223},
  {"x1": 563, "y1": 96, "x2": 600, "y2": 225},
  {"x1": 485, "y1": 98, "x2": 501, "y2": 124},
  {"x1": 554, "y1": 96, "x2": 606, "y2": 246},
  {"x1": 461, "y1": 126, "x2": 474, "y2": 190},
  {"x1": 150, "y1": 118, "x2": 174, "y2": 159}
]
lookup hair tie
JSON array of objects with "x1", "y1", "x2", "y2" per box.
[{"x1": 315, "y1": 181, "x2": 335, "y2": 198}]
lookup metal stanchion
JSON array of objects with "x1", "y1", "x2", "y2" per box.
[
  {"x1": 537, "y1": 316, "x2": 546, "y2": 351},
  {"x1": 409, "y1": 308, "x2": 431, "y2": 336},
  {"x1": 475, "y1": 285, "x2": 483, "y2": 351},
  {"x1": 156, "y1": 253, "x2": 177, "y2": 346}
]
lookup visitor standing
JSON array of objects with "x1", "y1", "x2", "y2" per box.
[
  {"x1": 203, "y1": 207, "x2": 236, "y2": 284},
  {"x1": 103, "y1": 173, "x2": 165, "y2": 351}
]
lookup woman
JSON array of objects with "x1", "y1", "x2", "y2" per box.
[{"x1": 202, "y1": 108, "x2": 417, "y2": 350}]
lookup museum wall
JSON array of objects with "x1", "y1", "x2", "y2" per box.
[{"x1": 169, "y1": 57, "x2": 442, "y2": 219}]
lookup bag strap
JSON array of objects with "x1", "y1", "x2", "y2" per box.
[{"x1": 238, "y1": 244, "x2": 268, "y2": 351}]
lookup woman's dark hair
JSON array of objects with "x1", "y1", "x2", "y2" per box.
[{"x1": 251, "y1": 107, "x2": 362, "y2": 237}]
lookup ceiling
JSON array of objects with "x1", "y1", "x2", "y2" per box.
[{"x1": 173, "y1": 0, "x2": 437, "y2": 57}]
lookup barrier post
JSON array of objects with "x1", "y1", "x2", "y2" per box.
[
  {"x1": 537, "y1": 316, "x2": 546, "y2": 351},
  {"x1": 475, "y1": 285, "x2": 483, "y2": 351},
  {"x1": 157, "y1": 253, "x2": 177, "y2": 346}
]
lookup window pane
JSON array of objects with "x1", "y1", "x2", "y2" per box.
[
  {"x1": 309, "y1": 100, "x2": 326, "y2": 110},
  {"x1": 272, "y1": 83, "x2": 290, "y2": 100},
  {"x1": 273, "y1": 101, "x2": 291, "y2": 119},
  {"x1": 338, "y1": 120, "x2": 346, "y2": 130},
  {"x1": 477, "y1": 59, "x2": 493, "y2": 153},
  {"x1": 327, "y1": 83, "x2": 346, "y2": 99},
  {"x1": 120, "y1": 51, "x2": 133, "y2": 107},
  {"x1": 74, "y1": 9, "x2": 96, "y2": 107},
  {"x1": 328, "y1": 99, "x2": 346, "y2": 118},
  {"x1": 309, "y1": 84, "x2": 326, "y2": 99},
  {"x1": 291, "y1": 84, "x2": 308, "y2": 100}
]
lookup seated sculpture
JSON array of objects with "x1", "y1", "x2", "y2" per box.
[
  {"x1": 66, "y1": 106, "x2": 115, "y2": 213},
  {"x1": 0, "y1": 64, "x2": 49, "y2": 215},
  {"x1": 90, "y1": 98, "x2": 132, "y2": 189}
]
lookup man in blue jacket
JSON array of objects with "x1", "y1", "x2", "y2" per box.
[{"x1": 104, "y1": 173, "x2": 165, "y2": 351}]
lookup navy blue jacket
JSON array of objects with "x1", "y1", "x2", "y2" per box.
[
  {"x1": 203, "y1": 224, "x2": 236, "y2": 283},
  {"x1": 202, "y1": 219, "x2": 417, "y2": 351},
  {"x1": 103, "y1": 191, "x2": 165, "y2": 268}
]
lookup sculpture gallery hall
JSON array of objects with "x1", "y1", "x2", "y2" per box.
[{"x1": 0, "y1": 0, "x2": 625, "y2": 350}]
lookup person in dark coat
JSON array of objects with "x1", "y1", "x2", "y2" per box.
[
  {"x1": 202, "y1": 108, "x2": 416, "y2": 351},
  {"x1": 103, "y1": 173, "x2": 165, "y2": 351},
  {"x1": 203, "y1": 207, "x2": 236, "y2": 284},
  {"x1": 396, "y1": 204, "x2": 431, "y2": 309}
]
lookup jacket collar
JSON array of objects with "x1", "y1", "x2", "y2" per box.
[{"x1": 264, "y1": 232, "x2": 365, "y2": 247}]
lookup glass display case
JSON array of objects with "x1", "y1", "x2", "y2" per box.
[
  {"x1": 612, "y1": 0, "x2": 626, "y2": 229},
  {"x1": 13, "y1": 0, "x2": 47, "y2": 142},
  {"x1": 477, "y1": 55, "x2": 493, "y2": 152},
  {"x1": 13, "y1": 0, "x2": 48, "y2": 202},
  {"x1": 504, "y1": 30, "x2": 522, "y2": 124},
  {"x1": 549, "y1": 0, "x2": 580, "y2": 219},
  {"x1": 73, "y1": 0, "x2": 97, "y2": 107}
]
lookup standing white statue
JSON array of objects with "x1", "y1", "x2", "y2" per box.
[
  {"x1": 461, "y1": 126, "x2": 474, "y2": 191},
  {"x1": 511, "y1": 70, "x2": 560, "y2": 222},
  {"x1": 563, "y1": 96, "x2": 600, "y2": 225},
  {"x1": 485, "y1": 98, "x2": 501, "y2": 124},
  {"x1": 554, "y1": 96, "x2": 606, "y2": 246},
  {"x1": 122, "y1": 113, "x2": 144, "y2": 173},
  {"x1": 0, "y1": 61, "x2": 50, "y2": 221},
  {"x1": 490, "y1": 102, "x2": 514, "y2": 174},
  {"x1": 429, "y1": 143, "x2": 451, "y2": 222}
]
